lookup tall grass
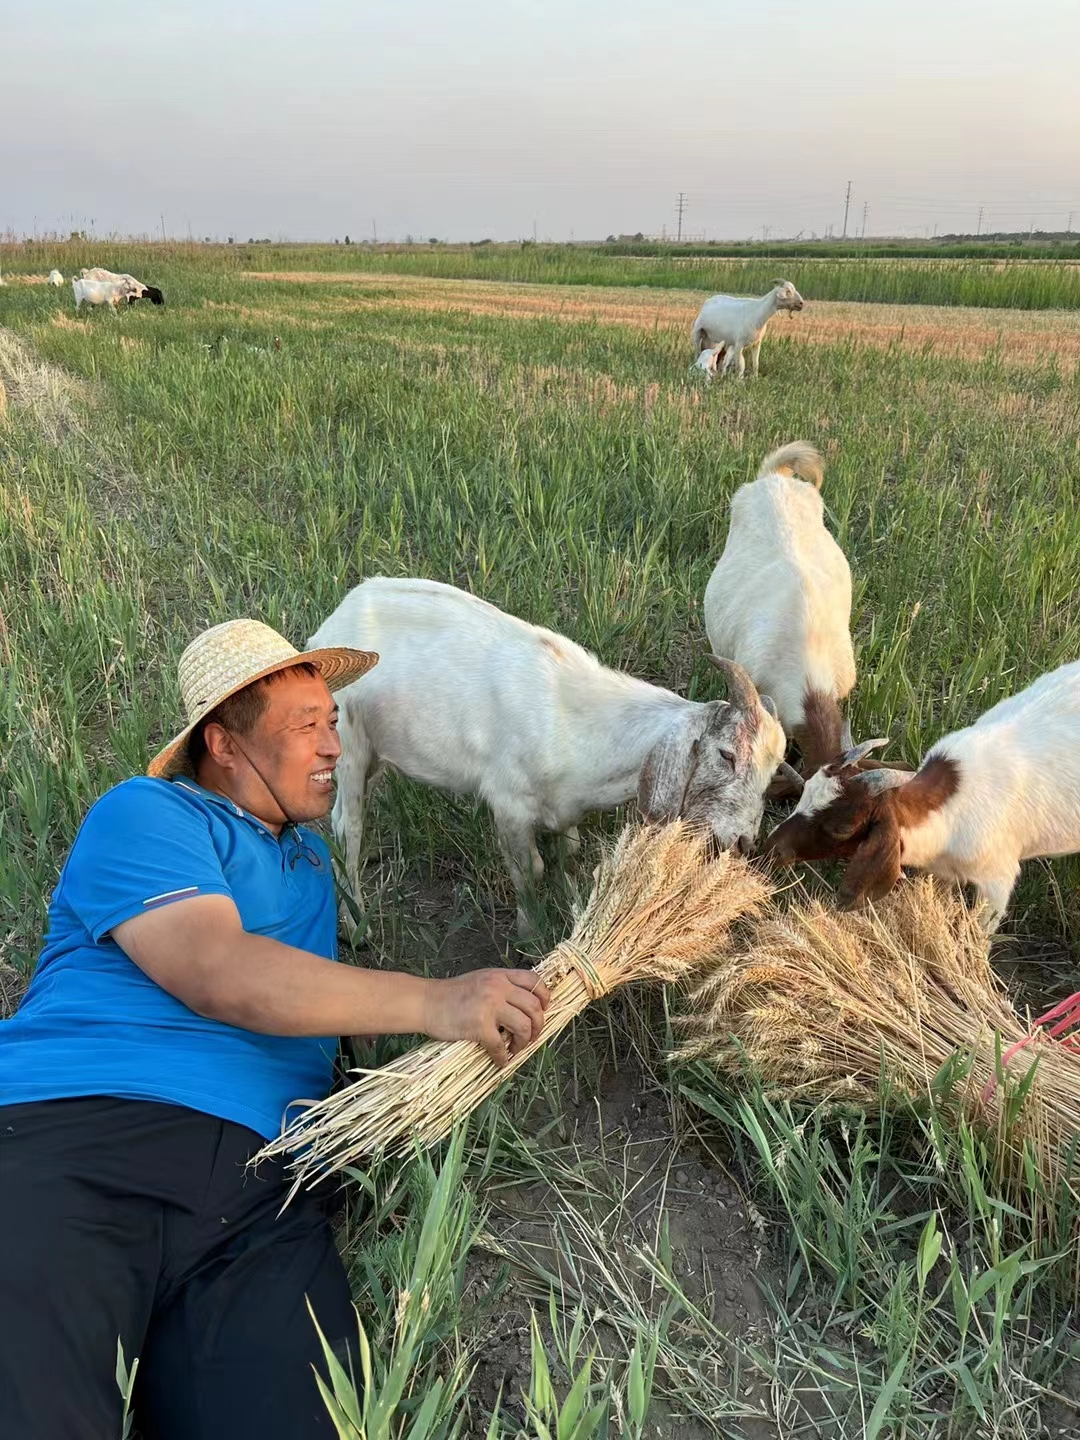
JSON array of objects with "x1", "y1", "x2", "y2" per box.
[
  {"x1": 299, "y1": 250, "x2": 1080, "y2": 310},
  {"x1": 5, "y1": 240, "x2": 1080, "y2": 309},
  {"x1": 2, "y1": 265, "x2": 1078, "y2": 968}
]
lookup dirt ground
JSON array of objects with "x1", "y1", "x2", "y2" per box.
[
  {"x1": 461, "y1": 1060, "x2": 777, "y2": 1438},
  {"x1": 244, "y1": 269, "x2": 1080, "y2": 372}
]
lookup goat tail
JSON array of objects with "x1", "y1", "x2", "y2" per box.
[{"x1": 758, "y1": 440, "x2": 824, "y2": 490}]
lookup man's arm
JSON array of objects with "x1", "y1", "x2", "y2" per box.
[{"x1": 113, "y1": 895, "x2": 547, "y2": 1065}]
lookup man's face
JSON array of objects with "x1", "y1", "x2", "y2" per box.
[{"x1": 233, "y1": 669, "x2": 342, "y2": 827}]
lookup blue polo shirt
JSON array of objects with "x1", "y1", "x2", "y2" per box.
[{"x1": 0, "y1": 777, "x2": 340, "y2": 1140}]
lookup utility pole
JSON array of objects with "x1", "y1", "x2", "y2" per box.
[
  {"x1": 860, "y1": 201, "x2": 868, "y2": 239},
  {"x1": 372, "y1": 218, "x2": 377, "y2": 243},
  {"x1": 1068, "y1": 212, "x2": 1074, "y2": 235},
  {"x1": 532, "y1": 218, "x2": 537, "y2": 243},
  {"x1": 976, "y1": 206, "x2": 983, "y2": 237},
  {"x1": 160, "y1": 213, "x2": 167, "y2": 243},
  {"x1": 675, "y1": 192, "x2": 688, "y2": 244},
  {"x1": 841, "y1": 180, "x2": 852, "y2": 239}
]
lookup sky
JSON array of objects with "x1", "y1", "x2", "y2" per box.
[{"x1": 3, "y1": 0, "x2": 1079, "y2": 243}]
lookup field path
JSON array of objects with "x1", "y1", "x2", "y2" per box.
[{"x1": 244, "y1": 270, "x2": 1080, "y2": 369}]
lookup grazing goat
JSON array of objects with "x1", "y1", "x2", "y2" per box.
[
  {"x1": 691, "y1": 280, "x2": 804, "y2": 379},
  {"x1": 48, "y1": 270, "x2": 64, "y2": 287},
  {"x1": 704, "y1": 441, "x2": 856, "y2": 781},
  {"x1": 310, "y1": 577, "x2": 795, "y2": 931},
  {"x1": 764, "y1": 660, "x2": 1080, "y2": 929},
  {"x1": 72, "y1": 275, "x2": 138, "y2": 310},
  {"x1": 80, "y1": 267, "x2": 164, "y2": 305}
]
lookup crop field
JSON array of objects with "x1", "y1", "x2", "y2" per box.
[{"x1": 2, "y1": 246, "x2": 1080, "y2": 1437}]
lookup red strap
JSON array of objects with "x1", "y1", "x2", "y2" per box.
[{"x1": 979, "y1": 990, "x2": 1080, "y2": 1108}]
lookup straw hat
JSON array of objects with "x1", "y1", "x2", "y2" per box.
[{"x1": 148, "y1": 619, "x2": 378, "y2": 779}]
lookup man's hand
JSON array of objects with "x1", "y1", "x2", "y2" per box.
[{"x1": 423, "y1": 970, "x2": 550, "y2": 1066}]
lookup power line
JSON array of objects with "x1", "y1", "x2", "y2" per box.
[
  {"x1": 675, "y1": 192, "x2": 688, "y2": 243},
  {"x1": 841, "y1": 180, "x2": 852, "y2": 240}
]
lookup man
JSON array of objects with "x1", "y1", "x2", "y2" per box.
[{"x1": 0, "y1": 618, "x2": 548, "y2": 1440}]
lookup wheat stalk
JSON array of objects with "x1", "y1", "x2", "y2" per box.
[
  {"x1": 257, "y1": 822, "x2": 773, "y2": 1193},
  {"x1": 675, "y1": 877, "x2": 1080, "y2": 1218}
]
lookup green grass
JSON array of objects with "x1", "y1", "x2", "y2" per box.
[
  {"x1": 587, "y1": 238, "x2": 1080, "y2": 262},
  {"x1": 291, "y1": 249, "x2": 1080, "y2": 310},
  {"x1": 3, "y1": 257, "x2": 1080, "y2": 1435},
  {"x1": 6, "y1": 239, "x2": 1080, "y2": 309}
]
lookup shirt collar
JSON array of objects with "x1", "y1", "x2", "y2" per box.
[{"x1": 170, "y1": 777, "x2": 283, "y2": 841}]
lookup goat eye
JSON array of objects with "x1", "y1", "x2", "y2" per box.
[{"x1": 719, "y1": 747, "x2": 737, "y2": 768}]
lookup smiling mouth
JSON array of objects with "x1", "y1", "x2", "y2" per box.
[{"x1": 311, "y1": 769, "x2": 335, "y2": 784}]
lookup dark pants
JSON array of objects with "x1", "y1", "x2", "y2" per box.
[{"x1": 0, "y1": 1097, "x2": 357, "y2": 1440}]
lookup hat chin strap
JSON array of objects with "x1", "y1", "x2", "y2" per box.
[{"x1": 226, "y1": 731, "x2": 297, "y2": 831}]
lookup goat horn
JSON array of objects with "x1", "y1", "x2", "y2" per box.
[
  {"x1": 708, "y1": 656, "x2": 761, "y2": 709},
  {"x1": 840, "y1": 716, "x2": 854, "y2": 752},
  {"x1": 760, "y1": 693, "x2": 778, "y2": 719},
  {"x1": 775, "y1": 761, "x2": 804, "y2": 792},
  {"x1": 839, "y1": 738, "x2": 890, "y2": 768}
]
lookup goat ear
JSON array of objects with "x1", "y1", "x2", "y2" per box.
[
  {"x1": 638, "y1": 713, "x2": 706, "y2": 823},
  {"x1": 826, "y1": 737, "x2": 889, "y2": 775},
  {"x1": 837, "y1": 807, "x2": 902, "y2": 908}
]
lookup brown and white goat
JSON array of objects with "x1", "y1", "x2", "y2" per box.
[{"x1": 764, "y1": 659, "x2": 1080, "y2": 929}]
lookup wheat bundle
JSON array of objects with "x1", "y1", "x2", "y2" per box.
[
  {"x1": 675, "y1": 878, "x2": 1080, "y2": 1203},
  {"x1": 258, "y1": 822, "x2": 773, "y2": 1191}
]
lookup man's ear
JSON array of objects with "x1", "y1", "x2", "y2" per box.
[
  {"x1": 837, "y1": 804, "x2": 902, "y2": 907},
  {"x1": 200, "y1": 721, "x2": 239, "y2": 769}
]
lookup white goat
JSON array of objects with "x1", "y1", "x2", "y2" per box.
[
  {"x1": 311, "y1": 577, "x2": 793, "y2": 930},
  {"x1": 691, "y1": 280, "x2": 804, "y2": 379},
  {"x1": 766, "y1": 659, "x2": 1080, "y2": 929},
  {"x1": 48, "y1": 270, "x2": 64, "y2": 287},
  {"x1": 79, "y1": 268, "x2": 164, "y2": 305},
  {"x1": 72, "y1": 275, "x2": 138, "y2": 311},
  {"x1": 80, "y1": 267, "x2": 142, "y2": 288},
  {"x1": 692, "y1": 344, "x2": 726, "y2": 381},
  {"x1": 704, "y1": 441, "x2": 856, "y2": 780}
]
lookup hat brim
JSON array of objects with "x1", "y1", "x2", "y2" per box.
[{"x1": 147, "y1": 647, "x2": 379, "y2": 780}]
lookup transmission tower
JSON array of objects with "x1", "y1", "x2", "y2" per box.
[{"x1": 675, "y1": 192, "x2": 688, "y2": 243}]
